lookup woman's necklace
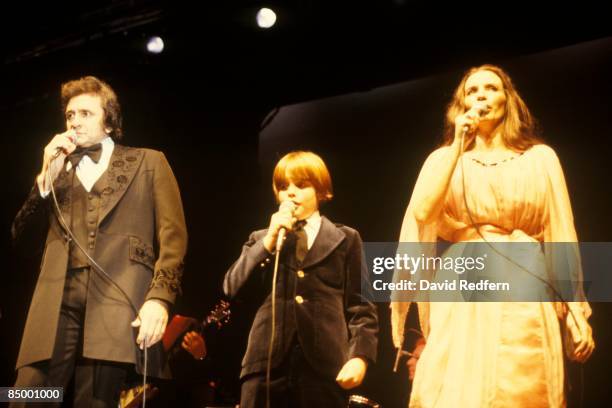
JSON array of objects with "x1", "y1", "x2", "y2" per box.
[{"x1": 470, "y1": 151, "x2": 524, "y2": 167}]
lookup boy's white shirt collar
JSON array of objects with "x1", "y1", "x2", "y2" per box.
[{"x1": 301, "y1": 211, "x2": 321, "y2": 250}]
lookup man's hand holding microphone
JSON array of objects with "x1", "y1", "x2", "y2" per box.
[{"x1": 36, "y1": 129, "x2": 78, "y2": 193}]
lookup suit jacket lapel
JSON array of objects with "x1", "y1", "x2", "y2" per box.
[
  {"x1": 96, "y1": 145, "x2": 144, "y2": 225},
  {"x1": 300, "y1": 216, "x2": 346, "y2": 269}
]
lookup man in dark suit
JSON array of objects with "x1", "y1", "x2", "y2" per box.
[
  {"x1": 11, "y1": 76, "x2": 187, "y2": 407},
  {"x1": 223, "y1": 151, "x2": 378, "y2": 408}
]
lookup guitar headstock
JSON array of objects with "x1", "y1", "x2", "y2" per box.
[{"x1": 203, "y1": 300, "x2": 231, "y2": 329}]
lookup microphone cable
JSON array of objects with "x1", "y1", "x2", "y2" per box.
[
  {"x1": 266, "y1": 247, "x2": 282, "y2": 408},
  {"x1": 458, "y1": 132, "x2": 585, "y2": 408},
  {"x1": 265, "y1": 203, "x2": 297, "y2": 408}
]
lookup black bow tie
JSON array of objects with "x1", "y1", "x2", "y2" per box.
[
  {"x1": 293, "y1": 219, "x2": 308, "y2": 232},
  {"x1": 66, "y1": 143, "x2": 103, "y2": 167}
]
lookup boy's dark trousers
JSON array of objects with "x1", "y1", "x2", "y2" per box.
[{"x1": 240, "y1": 338, "x2": 346, "y2": 408}]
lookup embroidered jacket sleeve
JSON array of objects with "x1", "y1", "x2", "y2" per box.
[
  {"x1": 146, "y1": 151, "x2": 188, "y2": 305},
  {"x1": 11, "y1": 184, "x2": 48, "y2": 244}
]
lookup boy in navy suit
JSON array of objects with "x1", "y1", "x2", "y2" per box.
[{"x1": 223, "y1": 151, "x2": 378, "y2": 408}]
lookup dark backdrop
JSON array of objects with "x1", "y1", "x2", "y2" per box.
[{"x1": 1, "y1": 3, "x2": 611, "y2": 407}]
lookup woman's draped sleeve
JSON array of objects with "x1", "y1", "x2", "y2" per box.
[
  {"x1": 390, "y1": 147, "x2": 450, "y2": 348},
  {"x1": 539, "y1": 145, "x2": 591, "y2": 319}
]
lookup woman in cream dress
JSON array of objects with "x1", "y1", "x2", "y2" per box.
[{"x1": 391, "y1": 65, "x2": 594, "y2": 407}]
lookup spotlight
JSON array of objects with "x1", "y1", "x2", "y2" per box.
[
  {"x1": 146, "y1": 36, "x2": 164, "y2": 54},
  {"x1": 256, "y1": 8, "x2": 277, "y2": 29}
]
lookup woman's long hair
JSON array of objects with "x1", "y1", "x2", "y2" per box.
[{"x1": 443, "y1": 64, "x2": 541, "y2": 151}]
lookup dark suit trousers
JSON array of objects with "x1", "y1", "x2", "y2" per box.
[
  {"x1": 240, "y1": 339, "x2": 346, "y2": 408},
  {"x1": 12, "y1": 268, "x2": 128, "y2": 408}
]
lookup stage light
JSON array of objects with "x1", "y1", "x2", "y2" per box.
[
  {"x1": 146, "y1": 36, "x2": 164, "y2": 54},
  {"x1": 256, "y1": 8, "x2": 277, "y2": 29}
]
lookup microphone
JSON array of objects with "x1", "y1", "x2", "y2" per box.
[
  {"x1": 275, "y1": 200, "x2": 296, "y2": 252},
  {"x1": 52, "y1": 147, "x2": 65, "y2": 159},
  {"x1": 461, "y1": 102, "x2": 489, "y2": 134},
  {"x1": 51, "y1": 131, "x2": 78, "y2": 159}
]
